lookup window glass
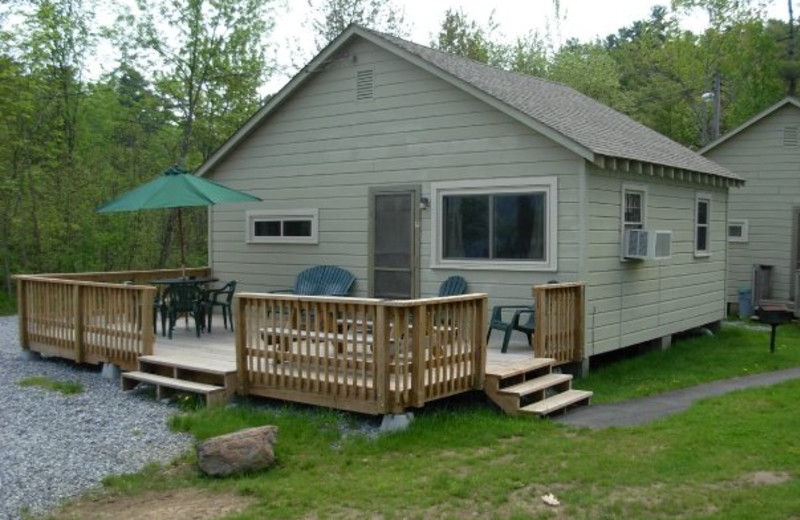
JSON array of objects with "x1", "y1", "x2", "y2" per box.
[
  {"x1": 443, "y1": 192, "x2": 545, "y2": 261},
  {"x1": 443, "y1": 194, "x2": 489, "y2": 258},
  {"x1": 493, "y1": 193, "x2": 546, "y2": 260},
  {"x1": 254, "y1": 220, "x2": 281, "y2": 237},
  {"x1": 696, "y1": 198, "x2": 710, "y2": 253},
  {"x1": 283, "y1": 220, "x2": 312, "y2": 237},
  {"x1": 624, "y1": 191, "x2": 643, "y2": 229}
]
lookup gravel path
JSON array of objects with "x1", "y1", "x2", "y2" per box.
[{"x1": 0, "y1": 316, "x2": 193, "y2": 520}]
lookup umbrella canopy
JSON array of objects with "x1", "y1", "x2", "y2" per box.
[
  {"x1": 96, "y1": 166, "x2": 261, "y2": 267},
  {"x1": 96, "y1": 166, "x2": 260, "y2": 212}
]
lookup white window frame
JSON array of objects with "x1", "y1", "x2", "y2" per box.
[
  {"x1": 727, "y1": 218, "x2": 749, "y2": 243},
  {"x1": 695, "y1": 193, "x2": 711, "y2": 257},
  {"x1": 430, "y1": 176, "x2": 558, "y2": 271},
  {"x1": 621, "y1": 184, "x2": 647, "y2": 260},
  {"x1": 246, "y1": 208, "x2": 319, "y2": 244},
  {"x1": 622, "y1": 184, "x2": 647, "y2": 231}
]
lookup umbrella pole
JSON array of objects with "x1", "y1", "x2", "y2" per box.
[{"x1": 177, "y1": 207, "x2": 186, "y2": 277}]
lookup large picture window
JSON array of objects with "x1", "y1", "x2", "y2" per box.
[
  {"x1": 246, "y1": 209, "x2": 319, "y2": 244},
  {"x1": 431, "y1": 177, "x2": 557, "y2": 271}
]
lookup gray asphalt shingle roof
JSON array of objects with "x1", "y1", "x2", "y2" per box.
[{"x1": 368, "y1": 29, "x2": 738, "y2": 181}]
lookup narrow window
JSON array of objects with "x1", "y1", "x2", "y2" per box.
[
  {"x1": 695, "y1": 195, "x2": 711, "y2": 255},
  {"x1": 623, "y1": 189, "x2": 645, "y2": 230}
]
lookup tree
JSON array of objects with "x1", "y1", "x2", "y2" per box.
[
  {"x1": 128, "y1": 0, "x2": 277, "y2": 266},
  {"x1": 432, "y1": 8, "x2": 509, "y2": 67},
  {"x1": 308, "y1": 0, "x2": 408, "y2": 51}
]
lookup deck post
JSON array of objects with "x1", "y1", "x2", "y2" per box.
[
  {"x1": 374, "y1": 305, "x2": 389, "y2": 413},
  {"x1": 473, "y1": 296, "x2": 488, "y2": 390},
  {"x1": 17, "y1": 278, "x2": 29, "y2": 350},
  {"x1": 73, "y1": 283, "x2": 85, "y2": 364},
  {"x1": 234, "y1": 295, "x2": 249, "y2": 396},
  {"x1": 411, "y1": 303, "x2": 426, "y2": 407},
  {"x1": 140, "y1": 286, "x2": 155, "y2": 356}
]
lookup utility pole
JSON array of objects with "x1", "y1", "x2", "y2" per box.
[
  {"x1": 789, "y1": 0, "x2": 797, "y2": 97},
  {"x1": 712, "y1": 72, "x2": 722, "y2": 141}
]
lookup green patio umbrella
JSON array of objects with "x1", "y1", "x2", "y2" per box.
[{"x1": 96, "y1": 165, "x2": 261, "y2": 267}]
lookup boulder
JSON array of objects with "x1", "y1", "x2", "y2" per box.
[{"x1": 196, "y1": 425, "x2": 278, "y2": 477}]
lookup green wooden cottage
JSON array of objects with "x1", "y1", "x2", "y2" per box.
[
  {"x1": 701, "y1": 97, "x2": 800, "y2": 315},
  {"x1": 196, "y1": 25, "x2": 741, "y2": 366}
]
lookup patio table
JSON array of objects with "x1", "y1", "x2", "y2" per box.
[{"x1": 150, "y1": 276, "x2": 219, "y2": 335}]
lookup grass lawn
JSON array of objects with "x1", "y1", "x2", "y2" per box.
[{"x1": 44, "y1": 322, "x2": 800, "y2": 520}]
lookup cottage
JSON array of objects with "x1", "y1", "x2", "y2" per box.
[
  {"x1": 198, "y1": 25, "x2": 741, "y2": 366},
  {"x1": 701, "y1": 97, "x2": 800, "y2": 315}
]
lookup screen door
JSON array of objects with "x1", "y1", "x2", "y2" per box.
[{"x1": 369, "y1": 186, "x2": 419, "y2": 299}]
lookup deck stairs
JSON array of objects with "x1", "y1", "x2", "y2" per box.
[
  {"x1": 484, "y1": 357, "x2": 592, "y2": 417},
  {"x1": 121, "y1": 355, "x2": 238, "y2": 407}
]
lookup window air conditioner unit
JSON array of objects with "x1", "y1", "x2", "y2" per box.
[{"x1": 624, "y1": 229, "x2": 672, "y2": 259}]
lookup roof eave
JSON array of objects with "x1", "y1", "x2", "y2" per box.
[
  {"x1": 699, "y1": 97, "x2": 800, "y2": 154},
  {"x1": 593, "y1": 154, "x2": 744, "y2": 188}
]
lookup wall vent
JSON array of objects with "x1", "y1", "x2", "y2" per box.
[
  {"x1": 784, "y1": 126, "x2": 798, "y2": 147},
  {"x1": 356, "y1": 69, "x2": 374, "y2": 100}
]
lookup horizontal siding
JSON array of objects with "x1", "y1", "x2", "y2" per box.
[
  {"x1": 705, "y1": 104, "x2": 800, "y2": 303},
  {"x1": 584, "y1": 168, "x2": 727, "y2": 355},
  {"x1": 207, "y1": 36, "x2": 581, "y2": 311}
]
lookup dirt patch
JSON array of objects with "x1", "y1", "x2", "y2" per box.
[
  {"x1": 50, "y1": 488, "x2": 256, "y2": 520},
  {"x1": 739, "y1": 470, "x2": 792, "y2": 486}
]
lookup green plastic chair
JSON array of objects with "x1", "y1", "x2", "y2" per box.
[
  {"x1": 161, "y1": 283, "x2": 205, "y2": 339},
  {"x1": 438, "y1": 275, "x2": 467, "y2": 296},
  {"x1": 204, "y1": 281, "x2": 237, "y2": 333},
  {"x1": 278, "y1": 265, "x2": 356, "y2": 296},
  {"x1": 205, "y1": 280, "x2": 236, "y2": 332},
  {"x1": 487, "y1": 305, "x2": 534, "y2": 353}
]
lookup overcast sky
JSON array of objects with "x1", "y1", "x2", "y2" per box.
[{"x1": 264, "y1": 0, "x2": 791, "y2": 91}]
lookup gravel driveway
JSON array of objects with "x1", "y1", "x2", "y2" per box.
[{"x1": 0, "y1": 316, "x2": 193, "y2": 520}]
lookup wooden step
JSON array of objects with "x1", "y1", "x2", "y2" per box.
[
  {"x1": 122, "y1": 371, "x2": 227, "y2": 407},
  {"x1": 138, "y1": 355, "x2": 236, "y2": 374},
  {"x1": 499, "y1": 373, "x2": 573, "y2": 397},
  {"x1": 520, "y1": 389, "x2": 593, "y2": 417},
  {"x1": 485, "y1": 357, "x2": 555, "y2": 379}
]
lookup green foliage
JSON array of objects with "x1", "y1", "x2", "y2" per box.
[
  {"x1": 18, "y1": 375, "x2": 84, "y2": 395},
  {"x1": 308, "y1": 0, "x2": 408, "y2": 51}
]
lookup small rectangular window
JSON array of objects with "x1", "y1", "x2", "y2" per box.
[
  {"x1": 695, "y1": 194, "x2": 711, "y2": 256},
  {"x1": 728, "y1": 219, "x2": 748, "y2": 242},
  {"x1": 246, "y1": 209, "x2": 319, "y2": 244}
]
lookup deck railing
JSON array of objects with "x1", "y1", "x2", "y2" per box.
[
  {"x1": 533, "y1": 282, "x2": 586, "y2": 363},
  {"x1": 13, "y1": 268, "x2": 208, "y2": 370},
  {"x1": 234, "y1": 292, "x2": 488, "y2": 415}
]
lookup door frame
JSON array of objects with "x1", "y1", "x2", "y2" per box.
[{"x1": 368, "y1": 185, "x2": 421, "y2": 299}]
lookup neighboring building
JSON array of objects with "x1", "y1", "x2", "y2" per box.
[
  {"x1": 701, "y1": 97, "x2": 800, "y2": 314},
  {"x1": 197, "y1": 25, "x2": 741, "y2": 360}
]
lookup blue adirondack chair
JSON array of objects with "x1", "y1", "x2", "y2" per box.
[
  {"x1": 280, "y1": 265, "x2": 356, "y2": 296},
  {"x1": 438, "y1": 275, "x2": 468, "y2": 296}
]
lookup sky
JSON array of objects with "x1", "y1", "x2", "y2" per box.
[{"x1": 263, "y1": 0, "x2": 792, "y2": 91}]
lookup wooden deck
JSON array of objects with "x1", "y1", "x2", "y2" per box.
[{"x1": 156, "y1": 318, "x2": 538, "y2": 378}]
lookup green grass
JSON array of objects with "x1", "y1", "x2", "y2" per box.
[
  {"x1": 17, "y1": 375, "x2": 84, "y2": 395},
  {"x1": 574, "y1": 322, "x2": 800, "y2": 403},
  {"x1": 45, "y1": 321, "x2": 800, "y2": 519}
]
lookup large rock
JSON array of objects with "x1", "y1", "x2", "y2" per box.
[{"x1": 196, "y1": 425, "x2": 278, "y2": 477}]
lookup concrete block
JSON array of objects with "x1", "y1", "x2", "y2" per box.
[
  {"x1": 101, "y1": 363, "x2": 121, "y2": 380},
  {"x1": 380, "y1": 412, "x2": 414, "y2": 433},
  {"x1": 22, "y1": 350, "x2": 42, "y2": 361}
]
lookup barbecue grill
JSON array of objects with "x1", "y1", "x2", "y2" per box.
[{"x1": 754, "y1": 304, "x2": 794, "y2": 353}]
